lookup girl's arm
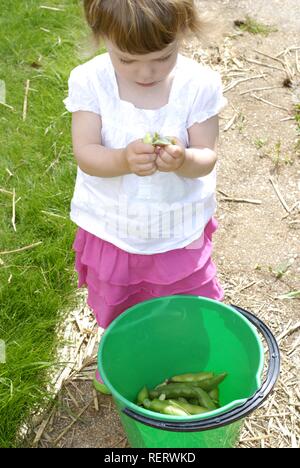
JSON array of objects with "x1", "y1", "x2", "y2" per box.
[
  {"x1": 72, "y1": 111, "x2": 129, "y2": 177},
  {"x1": 175, "y1": 115, "x2": 219, "y2": 178},
  {"x1": 72, "y1": 111, "x2": 157, "y2": 177}
]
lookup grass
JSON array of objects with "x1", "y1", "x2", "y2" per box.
[
  {"x1": 255, "y1": 137, "x2": 295, "y2": 167},
  {"x1": 272, "y1": 140, "x2": 294, "y2": 167},
  {"x1": 278, "y1": 290, "x2": 300, "y2": 299},
  {"x1": 254, "y1": 138, "x2": 267, "y2": 150},
  {"x1": 294, "y1": 104, "x2": 300, "y2": 154},
  {"x1": 234, "y1": 16, "x2": 277, "y2": 36},
  {"x1": 0, "y1": 0, "x2": 98, "y2": 447}
]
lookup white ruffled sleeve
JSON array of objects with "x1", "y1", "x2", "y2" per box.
[
  {"x1": 63, "y1": 65, "x2": 101, "y2": 115},
  {"x1": 187, "y1": 70, "x2": 227, "y2": 128}
]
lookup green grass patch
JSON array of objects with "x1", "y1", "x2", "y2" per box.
[
  {"x1": 254, "y1": 138, "x2": 267, "y2": 150},
  {"x1": 234, "y1": 16, "x2": 277, "y2": 36},
  {"x1": 294, "y1": 104, "x2": 300, "y2": 154},
  {"x1": 0, "y1": 0, "x2": 99, "y2": 447},
  {"x1": 278, "y1": 290, "x2": 300, "y2": 300}
]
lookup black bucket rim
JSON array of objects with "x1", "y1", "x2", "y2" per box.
[{"x1": 122, "y1": 305, "x2": 280, "y2": 432}]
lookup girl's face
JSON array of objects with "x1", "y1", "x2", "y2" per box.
[{"x1": 105, "y1": 39, "x2": 179, "y2": 89}]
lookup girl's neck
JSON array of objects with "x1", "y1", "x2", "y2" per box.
[{"x1": 115, "y1": 70, "x2": 177, "y2": 110}]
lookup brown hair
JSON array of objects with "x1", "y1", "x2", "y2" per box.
[{"x1": 83, "y1": 0, "x2": 211, "y2": 54}]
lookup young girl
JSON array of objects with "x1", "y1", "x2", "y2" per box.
[{"x1": 63, "y1": 0, "x2": 227, "y2": 393}]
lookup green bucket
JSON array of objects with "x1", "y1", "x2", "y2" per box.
[{"x1": 98, "y1": 296, "x2": 280, "y2": 448}]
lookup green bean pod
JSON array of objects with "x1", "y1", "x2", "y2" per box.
[
  {"x1": 209, "y1": 388, "x2": 219, "y2": 402},
  {"x1": 189, "y1": 398, "x2": 200, "y2": 405},
  {"x1": 196, "y1": 387, "x2": 218, "y2": 410},
  {"x1": 170, "y1": 372, "x2": 214, "y2": 383},
  {"x1": 136, "y1": 386, "x2": 149, "y2": 406},
  {"x1": 149, "y1": 383, "x2": 217, "y2": 410},
  {"x1": 178, "y1": 397, "x2": 189, "y2": 403},
  {"x1": 152, "y1": 136, "x2": 175, "y2": 146},
  {"x1": 168, "y1": 400, "x2": 209, "y2": 415},
  {"x1": 186, "y1": 373, "x2": 228, "y2": 392},
  {"x1": 143, "y1": 133, "x2": 153, "y2": 144},
  {"x1": 142, "y1": 132, "x2": 175, "y2": 146},
  {"x1": 143, "y1": 398, "x2": 189, "y2": 416}
]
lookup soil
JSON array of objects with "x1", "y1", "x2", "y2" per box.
[{"x1": 27, "y1": 0, "x2": 299, "y2": 448}]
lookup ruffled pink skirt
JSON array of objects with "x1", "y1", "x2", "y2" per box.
[{"x1": 73, "y1": 218, "x2": 224, "y2": 328}]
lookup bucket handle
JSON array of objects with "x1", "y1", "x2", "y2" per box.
[{"x1": 122, "y1": 305, "x2": 280, "y2": 432}]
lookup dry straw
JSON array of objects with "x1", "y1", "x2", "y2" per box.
[{"x1": 18, "y1": 11, "x2": 299, "y2": 449}]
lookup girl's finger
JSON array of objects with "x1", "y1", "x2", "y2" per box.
[
  {"x1": 173, "y1": 147, "x2": 185, "y2": 159},
  {"x1": 137, "y1": 162, "x2": 157, "y2": 171},
  {"x1": 136, "y1": 141, "x2": 155, "y2": 154},
  {"x1": 158, "y1": 151, "x2": 174, "y2": 164},
  {"x1": 138, "y1": 167, "x2": 157, "y2": 176},
  {"x1": 156, "y1": 159, "x2": 171, "y2": 172}
]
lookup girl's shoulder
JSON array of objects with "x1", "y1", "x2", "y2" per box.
[
  {"x1": 177, "y1": 55, "x2": 226, "y2": 126},
  {"x1": 64, "y1": 54, "x2": 113, "y2": 114},
  {"x1": 177, "y1": 54, "x2": 222, "y2": 92},
  {"x1": 68, "y1": 53, "x2": 110, "y2": 83}
]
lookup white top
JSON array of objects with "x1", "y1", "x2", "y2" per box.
[{"x1": 63, "y1": 53, "x2": 227, "y2": 254}]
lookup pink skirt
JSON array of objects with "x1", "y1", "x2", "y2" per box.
[{"x1": 73, "y1": 218, "x2": 224, "y2": 328}]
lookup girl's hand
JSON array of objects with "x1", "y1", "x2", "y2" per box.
[
  {"x1": 155, "y1": 138, "x2": 186, "y2": 173},
  {"x1": 124, "y1": 139, "x2": 157, "y2": 176}
]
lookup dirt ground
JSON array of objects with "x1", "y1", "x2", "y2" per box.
[{"x1": 26, "y1": 0, "x2": 299, "y2": 448}]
